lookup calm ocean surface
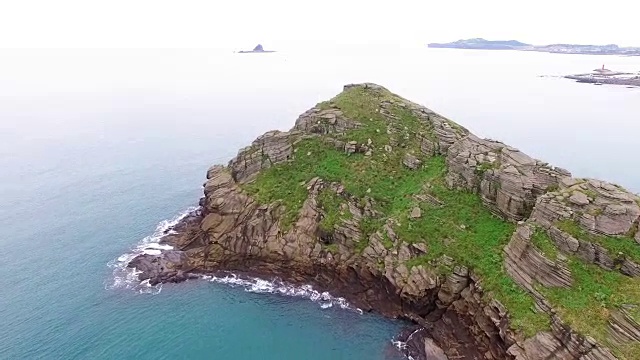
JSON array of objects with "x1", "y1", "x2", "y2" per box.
[{"x1": 0, "y1": 46, "x2": 638, "y2": 359}]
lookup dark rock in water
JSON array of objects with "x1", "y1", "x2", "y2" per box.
[
  {"x1": 128, "y1": 209, "x2": 205, "y2": 285},
  {"x1": 128, "y1": 251, "x2": 194, "y2": 285}
]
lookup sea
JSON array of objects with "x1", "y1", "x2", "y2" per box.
[{"x1": 0, "y1": 45, "x2": 638, "y2": 359}]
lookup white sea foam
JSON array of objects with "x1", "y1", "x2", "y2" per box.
[
  {"x1": 207, "y1": 273, "x2": 362, "y2": 313},
  {"x1": 106, "y1": 207, "x2": 198, "y2": 294},
  {"x1": 391, "y1": 327, "x2": 423, "y2": 360},
  {"x1": 107, "y1": 208, "x2": 363, "y2": 313}
]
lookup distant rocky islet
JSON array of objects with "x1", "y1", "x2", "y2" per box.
[{"x1": 237, "y1": 44, "x2": 276, "y2": 53}]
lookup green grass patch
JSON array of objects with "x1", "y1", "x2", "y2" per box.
[
  {"x1": 317, "y1": 188, "x2": 351, "y2": 232},
  {"x1": 540, "y1": 257, "x2": 640, "y2": 359},
  {"x1": 316, "y1": 101, "x2": 333, "y2": 110},
  {"x1": 243, "y1": 138, "x2": 352, "y2": 229},
  {"x1": 545, "y1": 184, "x2": 560, "y2": 193},
  {"x1": 582, "y1": 189, "x2": 599, "y2": 199},
  {"x1": 324, "y1": 243, "x2": 339, "y2": 254},
  {"x1": 627, "y1": 305, "x2": 640, "y2": 324},
  {"x1": 475, "y1": 161, "x2": 500, "y2": 175},
  {"x1": 395, "y1": 164, "x2": 549, "y2": 337},
  {"x1": 530, "y1": 226, "x2": 559, "y2": 259},
  {"x1": 380, "y1": 231, "x2": 394, "y2": 249},
  {"x1": 556, "y1": 219, "x2": 640, "y2": 264}
]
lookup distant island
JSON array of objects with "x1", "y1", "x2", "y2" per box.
[
  {"x1": 428, "y1": 38, "x2": 640, "y2": 56},
  {"x1": 238, "y1": 44, "x2": 276, "y2": 53},
  {"x1": 428, "y1": 38, "x2": 530, "y2": 50}
]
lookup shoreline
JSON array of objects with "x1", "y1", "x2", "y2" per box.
[
  {"x1": 126, "y1": 208, "x2": 489, "y2": 360},
  {"x1": 127, "y1": 210, "x2": 432, "y2": 359}
]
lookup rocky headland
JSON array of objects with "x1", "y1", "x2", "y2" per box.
[{"x1": 129, "y1": 83, "x2": 640, "y2": 359}]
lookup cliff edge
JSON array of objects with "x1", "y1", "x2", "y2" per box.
[{"x1": 130, "y1": 84, "x2": 640, "y2": 359}]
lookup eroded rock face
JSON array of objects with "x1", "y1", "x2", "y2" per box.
[
  {"x1": 228, "y1": 130, "x2": 297, "y2": 183},
  {"x1": 609, "y1": 309, "x2": 640, "y2": 344},
  {"x1": 501, "y1": 174, "x2": 640, "y2": 357},
  {"x1": 228, "y1": 105, "x2": 363, "y2": 184},
  {"x1": 532, "y1": 178, "x2": 640, "y2": 237},
  {"x1": 446, "y1": 135, "x2": 571, "y2": 222},
  {"x1": 504, "y1": 224, "x2": 572, "y2": 291},
  {"x1": 528, "y1": 178, "x2": 640, "y2": 277}
]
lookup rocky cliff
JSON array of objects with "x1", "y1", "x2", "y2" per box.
[{"x1": 130, "y1": 83, "x2": 640, "y2": 359}]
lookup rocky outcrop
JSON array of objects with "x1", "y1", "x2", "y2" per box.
[
  {"x1": 609, "y1": 309, "x2": 640, "y2": 344},
  {"x1": 528, "y1": 178, "x2": 640, "y2": 277},
  {"x1": 446, "y1": 135, "x2": 570, "y2": 221},
  {"x1": 403, "y1": 153, "x2": 422, "y2": 170},
  {"x1": 128, "y1": 83, "x2": 640, "y2": 359},
  {"x1": 532, "y1": 178, "x2": 640, "y2": 237},
  {"x1": 504, "y1": 224, "x2": 572, "y2": 291},
  {"x1": 509, "y1": 319, "x2": 617, "y2": 360}
]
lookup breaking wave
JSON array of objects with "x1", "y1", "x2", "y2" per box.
[
  {"x1": 203, "y1": 273, "x2": 363, "y2": 313},
  {"x1": 106, "y1": 208, "x2": 360, "y2": 314},
  {"x1": 106, "y1": 207, "x2": 199, "y2": 294},
  {"x1": 391, "y1": 327, "x2": 423, "y2": 360}
]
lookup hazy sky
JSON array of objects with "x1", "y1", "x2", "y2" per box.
[{"x1": 1, "y1": 0, "x2": 638, "y2": 48}]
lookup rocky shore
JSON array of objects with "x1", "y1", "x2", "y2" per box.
[
  {"x1": 565, "y1": 74, "x2": 640, "y2": 87},
  {"x1": 128, "y1": 83, "x2": 640, "y2": 359}
]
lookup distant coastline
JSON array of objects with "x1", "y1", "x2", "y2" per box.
[{"x1": 428, "y1": 38, "x2": 640, "y2": 56}]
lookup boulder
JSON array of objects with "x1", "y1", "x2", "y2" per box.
[{"x1": 403, "y1": 153, "x2": 422, "y2": 170}]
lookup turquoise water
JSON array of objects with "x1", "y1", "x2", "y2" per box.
[
  {"x1": 1, "y1": 47, "x2": 639, "y2": 359},
  {"x1": 0, "y1": 95, "x2": 405, "y2": 359}
]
